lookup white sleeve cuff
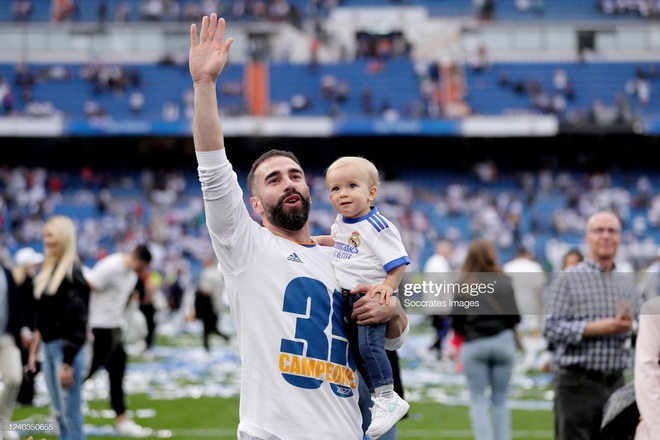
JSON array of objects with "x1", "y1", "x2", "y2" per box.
[
  {"x1": 196, "y1": 149, "x2": 228, "y2": 167},
  {"x1": 385, "y1": 320, "x2": 409, "y2": 351}
]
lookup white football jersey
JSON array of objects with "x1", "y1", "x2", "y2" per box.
[
  {"x1": 86, "y1": 253, "x2": 138, "y2": 329},
  {"x1": 197, "y1": 150, "x2": 362, "y2": 440},
  {"x1": 330, "y1": 207, "x2": 410, "y2": 290}
]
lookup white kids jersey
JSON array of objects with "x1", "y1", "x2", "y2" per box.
[
  {"x1": 197, "y1": 150, "x2": 362, "y2": 440},
  {"x1": 330, "y1": 207, "x2": 410, "y2": 291}
]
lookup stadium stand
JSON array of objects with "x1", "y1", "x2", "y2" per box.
[
  {"x1": 1, "y1": 60, "x2": 658, "y2": 120},
  {"x1": 3, "y1": 0, "x2": 658, "y2": 22}
]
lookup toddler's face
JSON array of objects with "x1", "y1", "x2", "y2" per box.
[{"x1": 326, "y1": 163, "x2": 376, "y2": 219}]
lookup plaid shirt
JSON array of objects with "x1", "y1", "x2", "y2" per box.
[{"x1": 543, "y1": 259, "x2": 641, "y2": 373}]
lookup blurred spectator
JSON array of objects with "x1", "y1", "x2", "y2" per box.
[
  {"x1": 163, "y1": 102, "x2": 180, "y2": 121},
  {"x1": 451, "y1": 239, "x2": 520, "y2": 440},
  {"x1": 308, "y1": 37, "x2": 320, "y2": 72},
  {"x1": 12, "y1": 0, "x2": 33, "y2": 21},
  {"x1": 335, "y1": 80, "x2": 350, "y2": 104},
  {"x1": 424, "y1": 239, "x2": 454, "y2": 358},
  {"x1": 48, "y1": 65, "x2": 71, "y2": 81},
  {"x1": 562, "y1": 248, "x2": 584, "y2": 270},
  {"x1": 0, "y1": 77, "x2": 12, "y2": 115},
  {"x1": 163, "y1": 0, "x2": 181, "y2": 20},
  {"x1": 84, "y1": 244, "x2": 152, "y2": 437},
  {"x1": 552, "y1": 69, "x2": 568, "y2": 92},
  {"x1": 141, "y1": 0, "x2": 165, "y2": 21},
  {"x1": 194, "y1": 257, "x2": 229, "y2": 352},
  {"x1": 129, "y1": 91, "x2": 145, "y2": 114},
  {"x1": 11, "y1": 247, "x2": 43, "y2": 407},
  {"x1": 290, "y1": 94, "x2": 311, "y2": 112},
  {"x1": 320, "y1": 74, "x2": 337, "y2": 100},
  {"x1": 469, "y1": 44, "x2": 490, "y2": 73},
  {"x1": 14, "y1": 62, "x2": 34, "y2": 89},
  {"x1": 634, "y1": 296, "x2": 660, "y2": 440},
  {"x1": 28, "y1": 216, "x2": 89, "y2": 440},
  {"x1": 503, "y1": 246, "x2": 546, "y2": 327},
  {"x1": 1, "y1": 257, "x2": 28, "y2": 440},
  {"x1": 116, "y1": 1, "x2": 132, "y2": 21},
  {"x1": 475, "y1": 0, "x2": 495, "y2": 20},
  {"x1": 51, "y1": 0, "x2": 77, "y2": 22},
  {"x1": 98, "y1": 0, "x2": 108, "y2": 23},
  {"x1": 636, "y1": 78, "x2": 650, "y2": 105},
  {"x1": 84, "y1": 100, "x2": 108, "y2": 120},
  {"x1": 25, "y1": 102, "x2": 57, "y2": 118},
  {"x1": 361, "y1": 88, "x2": 374, "y2": 115},
  {"x1": 544, "y1": 211, "x2": 638, "y2": 440}
]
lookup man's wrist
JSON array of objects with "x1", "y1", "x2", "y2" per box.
[{"x1": 193, "y1": 79, "x2": 218, "y2": 90}]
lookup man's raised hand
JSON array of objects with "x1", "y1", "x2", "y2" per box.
[{"x1": 189, "y1": 13, "x2": 234, "y2": 84}]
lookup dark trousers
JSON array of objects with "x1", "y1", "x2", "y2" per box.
[
  {"x1": 344, "y1": 293, "x2": 393, "y2": 395},
  {"x1": 553, "y1": 367, "x2": 624, "y2": 440},
  {"x1": 139, "y1": 303, "x2": 156, "y2": 348},
  {"x1": 86, "y1": 328, "x2": 127, "y2": 416},
  {"x1": 430, "y1": 315, "x2": 452, "y2": 353},
  {"x1": 17, "y1": 344, "x2": 35, "y2": 405},
  {"x1": 195, "y1": 291, "x2": 227, "y2": 351}
]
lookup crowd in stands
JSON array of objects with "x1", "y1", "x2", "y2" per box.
[
  {"x1": 9, "y1": 0, "x2": 317, "y2": 25},
  {"x1": 1, "y1": 49, "x2": 658, "y2": 121},
  {"x1": 3, "y1": 163, "x2": 660, "y2": 289},
  {"x1": 465, "y1": 60, "x2": 660, "y2": 121},
  {"x1": 7, "y1": 0, "x2": 660, "y2": 23},
  {"x1": 598, "y1": 0, "x2": 660, "y2": 17}
]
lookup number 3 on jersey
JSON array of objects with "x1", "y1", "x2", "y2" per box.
[{"x1": 280, "y1": 277, "x2": 357, "y2": 397}]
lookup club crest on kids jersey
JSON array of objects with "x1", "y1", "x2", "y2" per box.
[
  {"x1": 348, "y1": 231, "x2": 361, "y2": 248},
  {"x1": 332, "y1": 232, "x2": 360, "y2": 261}
]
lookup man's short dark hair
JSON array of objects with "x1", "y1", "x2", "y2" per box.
[
  {"x1": 133, "y1": 244, "x2": 152, "y2": 263},
  {"x1": 247, "y1": 149, "x2": 302, "y2": 197}
]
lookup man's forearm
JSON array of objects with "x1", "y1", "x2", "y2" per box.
[
  {"x1": 193, "y1": 81, "x2": 224, "y2": 152},
  {"x1": 385, "y1": 297, "x2": 408, "y2": 339}
]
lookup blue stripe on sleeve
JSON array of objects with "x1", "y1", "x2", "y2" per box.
[{"x1": 383, "y1": 256, "x2": 411, "y2": 272}]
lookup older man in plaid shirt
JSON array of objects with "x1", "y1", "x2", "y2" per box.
[{"x1": 543, "y1": 211, "x2": 641, "y2": 440}]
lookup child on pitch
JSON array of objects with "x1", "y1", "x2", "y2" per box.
[{"x1": 318, "y1": 156, "x2": 410, "y2": 439}]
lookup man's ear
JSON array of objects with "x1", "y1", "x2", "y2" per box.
[{"x1": 249, "y1": 196, "x2": 262, "y2": 214}]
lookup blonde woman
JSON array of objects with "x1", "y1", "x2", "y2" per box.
[{"x1": 28, "y1": 216, "x2": 90, "y2": 440}]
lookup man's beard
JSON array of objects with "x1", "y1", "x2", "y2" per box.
[{"x1": 265, "y1": 190, "x2": 311, "y2": 231}]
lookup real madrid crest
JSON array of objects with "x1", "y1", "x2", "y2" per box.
[{"x1": 349, "y1": 231, "x2": 361, "y2": 248}]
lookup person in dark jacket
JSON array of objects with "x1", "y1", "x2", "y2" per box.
[
  {"x1": 451, "y1": 239, "x2": 521, "y2": 440},
  {"x1": 28, "y1": 216, "x2": 90, "y2": 440},
  {"x1": 12, "y1": 247, "x2": 44, "y2": 406}
]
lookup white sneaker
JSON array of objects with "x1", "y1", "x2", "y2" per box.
[
  {"x1": 116, "y1": 419, "x2": 151, "y2": 437},
  {"x1": 365, "y1": 391, "x2": 409, "y2": 440},
  {"x1": 3, "y1": 431, "x2": 19, "y2": 440}
]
